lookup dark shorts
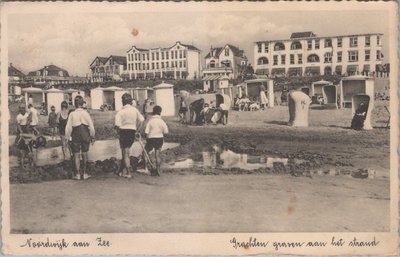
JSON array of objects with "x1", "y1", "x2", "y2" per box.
[
  {"x1": 119, "y1": 129, "x2": 136, "y2": 148},
  {"x1": 70, "y1": 125, "x2": 91, "y2": 153},
  {"x1": 145, "y1": 138, "x2": 164, "y2": 151},
  {"x1": 179, "y1": 107, "x2": 188, "y2": 114}
]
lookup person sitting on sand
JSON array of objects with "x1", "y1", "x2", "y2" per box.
[
  {"x1": 144, "y1": 105, "x2": 169, "y2": 176},
  {"x1": 65, "y1": 96, "x2": 95, "y2": 180},
  {"x1": 115, "y1": 93, "x2": 145, "y2": 178}
]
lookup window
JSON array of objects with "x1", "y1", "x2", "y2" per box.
[
  {"x1": 273, "y1": 55, "x2": 278, "y2": 65},
  {"x1": 183, "y1": 60, "x2": 186, "y2": 68},
  {"x1": 264, "y1": 43, "x2": 269, "y2": 53},
  {"x1": 257, "y1": 43, "x2": 262, "y2": 53},
  {"x1": 298, "y1": 54, "x2": 303, "y2": 64},
  {"x1": 377, "y1": 36, "x2": 381, "y2": 46},
  {"x1": 225, "y1": 48, "x2": 229, "y2": 56},
  {"x1": 183, "y1": 50, "x2": 187, "y2": 58},
  {"x1": 274, "y1": 42, "x2": 285, "y2": 51},
  {"x1": 290, "y1": 54, "x2": 295, "y2": 64},
  {"x1": 210, "y1": 60, "x2": 216, "y2": 68},
  {"x1": 337, "y1": 51, "x2": 342, "y2": 62},
  {"x1": 151, "y1": 63, "x2": 154, "y2": 69},
  {"x1": 175, "y1": 51, "x2": 178, "y2": 59},
  {"x1": 157, "y1": 63, "x2": 160, "y2": 69},
  {"x1": 179, "y1": 50, "x2": 182, "y2": 58},
  {"x1": 376, "y1": 50, "x2": 382, "y2": 60},
  {"x1": 147, "y1": 53, "x2": 150, "y2": 60},
  {"x1": 324, "y1": 52, "x2": 332, "y2": 63},
  {"x1": 171, "y1": 51, "x2": 174, "y2": 59},
  {"x1": 151, "y1": 53, "x2": 154, "y2": 60},
  {"x1": 365, "y1": 36, "x2": 370, "y2": 47},
  {"x1": 307, "y1": 54, "x2": 320, "y2": 63},
  {"x1": 258, "y1": 57, "x2": 268, "y2": 65},
  {"x1": 142, "y1": 63, "x2": 146, "y2": 70},
  {"x1": 315, "y1": 40, "x2": 320, "y2": 49},
  {"x1": 175, "y1": 61, "x2": 178, "y2": 67},
  {"x1": 337, "y1": 38, "x2": 342, "y2": 47},
  {"x1": 365, "y1": 50, "x2": 370, "y2": 61},
  {"x1": 166, "y1": 62, "x2": 169, "y2": 68},
  {"x1": 281, "y1": 55, "x2": 286, "y2": 65},
  {"x1": 324, "y1": 38, "x2": 332, "y2": 48},
  {"x1": 161, "y1": 52, "x2": 164, "y2": 60},
  {"x1": 161, "y1": 62, "x2": 164, "y2": 68},
  {"x1": 179, "y1": 61, "x2": 182, "y2": 68},
  {"x1": 290, "y1": 41, "x2": 302, "y2": 50},
  {"x1": 166, "y1": 52, "x2": 169, "y2": 59},
  {"x1": 307, "y1": 40, "x2": 312, "y2": 50},
  {"x1": 171, "y1": 62, "x2": 174, "y2": 68},
  {"x1": 156, "y1": 52, "x2": 159, "y2": 60},
  {"x1": 350, "y1": 37, "x2": 358, "y2": 47},
  {"x1": 147, "y1": 63, "x2": 149, "y2": 70},
  {"x1": 348, "y1": 51, "x2": 359, "y2": 62}
]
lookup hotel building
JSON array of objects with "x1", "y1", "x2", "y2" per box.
[
  {"x1": 126, "y1": 42, "x2": 201, "y2": 80},
  {"x1": 253, "y1": 31, "x2": 384, "y2": 77},
  {"x1": 90, "y1": 55, "x2": 127, "y2": 82}
]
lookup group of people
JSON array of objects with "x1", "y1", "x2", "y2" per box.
[
  {"x1": 234, "y1": 85, "x2": 270, "y2": 111},
  {"x1": 15, "y1": 93, "x2": 169, "y2": 180}
]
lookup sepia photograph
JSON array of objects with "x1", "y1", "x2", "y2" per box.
[{"x1": 1, "y1": 1, "x2": 398, "y2": 255}]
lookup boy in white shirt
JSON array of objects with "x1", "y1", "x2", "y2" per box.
[
  {"x1": 114, "y1": 93, "x2": 144, "y2": 178},
  {"x1": 27, "y1": 104, "x2": 40, "y2": 135},
  {"x1": 65, "y1": 96, "x2": 95, "y2": 180},
  {"x1": 144, "y1": 105, "x2": 168, "y2": 176},
  {"x1": 16, "y1": 105, "x2": 29, "y2": 134}
]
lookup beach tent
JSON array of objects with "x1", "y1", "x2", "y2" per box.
[
  {"x1": 339, "y1": 75, "x2": 374, "y2": 108},
  {"x1": 45, "y1": 87, "x2": 64, "y2": 113},
  {"x1": 153, "y1": 82, "x2": 175, "y2": 116},
  {"x1": 22, "y1": 86, "x2": 44, "y2": 108}
]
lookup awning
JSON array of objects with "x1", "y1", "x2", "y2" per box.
[
  {"x1": 288, "y1": 67, "x2": 302, "y2": 75},
  {"x1": 335, "y1": 65, "x2": 342, "y2": 72},
  {"x1": 305, "y1": 67, "x2": 320, "y2": 74},
  {"x1": 271, "y1": 68, "x2": 286, "y2": 75},
  {"x1": 362, "y1": 64, "x2": 370, "y2": 72},
  {"x1": 346, "y1": 65, "x2": 359, "y2": 73},
  {"x1": 255, "y1": 68, "x2": 269, "y2": 75}
]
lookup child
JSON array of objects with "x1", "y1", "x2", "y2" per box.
[
  {"x1": 65, "y1": 96, "x2": 95, "y2": 180},
  {"x1": 114, "y1": 93, "x2": 144, "y2": 178},
  {"x1": 48, "y1": 105, "x2": 57, "y2": 140},
  {"x1": 57, "y1": 101, "x2": 71, "y2": 159},
  {"x1": 16, "y1": 105, "x2": 29, "y2": 135},
  {"x1": 27, "y1": 104, "x2": 40, "y2": 135},
  {"x1": 144, "y1": 105, "x2": 169, "y2": 176}
]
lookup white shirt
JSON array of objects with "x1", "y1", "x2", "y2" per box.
[
  {"x1": 145, "y1": 115, "x2": 169, "y2": 138},
  {"x1": 29, "y1": 107, "x2": 39, "y2": 126},
  {"x1": 16, "y1": 113, "x2": 29, "y2": 125},
  {"x1": 115, "y1": 104, "x2": 144, "y2": 130},
  {"x1": 65, "y1": 108, "x2": 95, "y2": 139}
]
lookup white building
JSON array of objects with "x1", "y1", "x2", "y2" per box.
[
  {"x1": 203, "y1": 44, "x2": 248, "y2": 79},
  {"x1": 89, "y1": 55, "x2": 127, "y2": 82},
  {"x1": 253, "y1": 31, "x2": 384, "y2": 77},
  {"x1": 126, "y1": 41, "x2": 201, "y2": 80}
]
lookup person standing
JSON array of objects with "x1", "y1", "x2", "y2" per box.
[
  {"x1": 27, "y1": 104, "x2": 40, "y2": 135},
  {"x1": 259, "y1": 84, "x2": 268, "y2": 110},
  {"x1": 57, "y1": 101, "x2": 71, "y2": 159},
  {"x1": 65, "y1": 96, "x2": 95, "y2": 180},
  {"x1": 115, "y1": 93, "x2": 144, "y2": 178},
  {"x1": 144, "y1": 105, "x2": 169, "y2": 176},
  {"x1": 48, "y1": 105, "x2": 57, "y2": 140}
]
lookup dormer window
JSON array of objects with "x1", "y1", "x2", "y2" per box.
[{"x1": 59, "y1": 71, "x2": 64, "y2": 77}]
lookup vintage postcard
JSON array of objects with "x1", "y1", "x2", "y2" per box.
[{"x1": 0, "y1": 1, "x2": 398, "y2": 255}]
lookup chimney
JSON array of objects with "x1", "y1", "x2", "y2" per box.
[{"x1": 210, "y1": 45, "x2": 213, "y2": 57}]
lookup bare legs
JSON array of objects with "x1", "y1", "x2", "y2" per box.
[
  {"x1": 73, "y1": 151, "x2": 88, "y2": 179},
  {"x1": 120, "y1": 147, "x2": 132, "y2": 177}
]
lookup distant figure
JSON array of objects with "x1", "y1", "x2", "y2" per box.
[
  {"x1": 178, "y1": 97, "x2": 187, "y2": 123},
  {"x1": 144, "y1": 105, "x2": 169, "y2": 176},
  {"x1": 114, "y1": 93, "x2": 144, "y2": 178},
  {"x1": 259, "y1": 85, "x2": 268, "y2": 110},
  {"x1": 48, "y1": 105, "x2": 57, "y2": 140},
  {"x1": 238, "y1": 95, "x2": 250, "y2": 111},
  {"x1": 28, "y1": 104, "x2": 39, "y2": 135},
  {"x1": 65, "y1": 96, "x2": 95, "y2": 180},
  {"x1": 28, "y1": 94, "x2": 33, "y2": 105},
  {"x1": 57, "y1": 101, "x2": 71, "y2": 159},
  {"x1": 351, "y1": 102, "x2": 368, "y2": 130},
  {"x1": 144, "y1": 99, "x2": 154, "y2": 119}
]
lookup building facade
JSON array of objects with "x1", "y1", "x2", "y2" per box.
[
  {"x1": 253, "y1": 31, "x2": 384, "y2": 77},
  {"x1": 8, "y1": 63, "x2": 25, "y2": 84},
  {"x1": 90, "y1": 55, "x2": 127, "y2": 82},
  {"x1": 203, "y1": 44, "x2": 248, "y2": 79},
  {"x1": 126, "y1": 42, "x2": 201, "y2": 80},
  {"x1": 26, "y1": 64, "x2": 88, "y2": 86}
]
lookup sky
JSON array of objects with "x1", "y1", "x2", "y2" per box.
[{"x1": 8, "y1": 10, "x2": 390, "y2": 76}]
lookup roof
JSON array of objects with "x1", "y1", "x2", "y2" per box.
[
  {"x1": 45, "y1": 87, "x2": 63, "y2": 93},
  {"x1": 153, "y1": 82, "x2": 174, "y2": 89},
  {"x1": 104, "y1": 86, "x2": 124, "y2": 91},
  {"x1": 8, "y1": 65, "x2": 25, "y2": 77},
  {"x1": 89, "y1": 56, "x2": 108, "y2": 67},
  {"x1": 28, "y1": 64, "x2": 69, "y2": 77},
  {"x1": 178, "y1": 42, "x2": 201, "y2": 51},
  {"x1": 342, "y1": 75, "x2": 374, "y2": 81},
  {"x1": 290, "y1": 31, "x2": 316, "y2": 39},
  {"x1": 127, "y1": 41, "x2": 200, "y2": 53},
  {"x1": 22, "y1": 86, "x2": 43, "y2": 93},
  {"x1": 204, "y1": 44, "x2": 245, "y2": 59},
  {"x1": 108, "y1": 55, "x2": 127, "y2": 65},
  {"x1": 202, "y1": 74, "x2": 230, "y2": 81},
  {"x1": 313, "y1": 80, "x2": 333, "y2": 85},
  {"x1": 256, "y1": 32, "x2": 384, "y2": 44}
]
